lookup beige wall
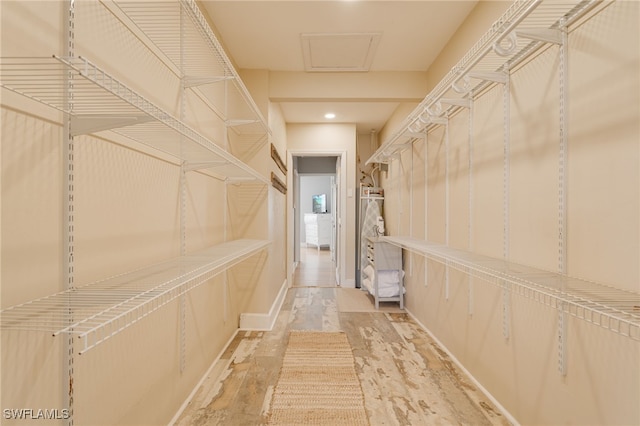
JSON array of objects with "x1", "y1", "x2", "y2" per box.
[
  {"x1": 1, "y1": 1, "x2": 281, "y2": 425},
  {"x1": 269, "y1": 101, "x2": 288, "y2": 157},
  {"x1": 269, "y1": 71, "x2": 426, "y2": 103},
  {"x1": 380, "y1": 1, "x2": 639, "y2": 425},
  {"x1": 377, "y1": 102, "x2": 419, "y2": 153},
  {"x1": 230, "y1": 69, "x2": 288, "y2": 315}
]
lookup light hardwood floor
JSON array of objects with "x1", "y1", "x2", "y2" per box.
[
  {"x1": 175, "y1": 249, "x2": 510, "y2": 425},
  {"x1": 293, "y1": 246, "x2": 337, "y2": 287}
]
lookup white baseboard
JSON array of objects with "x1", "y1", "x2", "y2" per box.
[
  {"x1": 169, "y1": 329, "x2": 240, "y2": 425},
  {"x1": 239, "y1": 279, "x2": 288, "y2": 331},
  {"x1": 405, "y1": 309, "x2": 519, "y2": 426}
]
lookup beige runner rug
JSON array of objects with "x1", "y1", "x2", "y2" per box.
[{"x1": 266, "y1": 330, "x2": 369, "y2": 425}]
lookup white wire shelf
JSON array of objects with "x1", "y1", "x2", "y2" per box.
[
  {"x1": 0, "y1": 55, "x2": 268, "y2": 183},
  {"x1": 367, "y1": 0, "x2": 600, "y2": 165},
  {"x1": 111, "y1": 0, "x2": 270, "y2": 141},
  {"x1": 0, "y1": 239, "x2": 270, "y2": 354},
  {"x1": 382, "y1": 236, "x2": 640, "y2": 341}
]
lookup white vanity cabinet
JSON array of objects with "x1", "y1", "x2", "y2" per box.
[{"x1": 304, "y1": 213, "x2": 332, "y2": 250}]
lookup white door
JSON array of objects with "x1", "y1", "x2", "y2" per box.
[
  {"x1": 334, "y1": 156, "x2": 341, "y2": 284},
  {"x1": 330, "y1": 176, "x2": 336, "y2": 262},
  {"x1": 293, "y1": 168, "x2": 300, "y2": 265}
]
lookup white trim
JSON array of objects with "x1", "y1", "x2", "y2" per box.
[
  {"x1": 405, "y1": 308, "x2": 520, "y2": 426},
  {"x1": 168, "y1": 329, "x2": 241, "y2": 425},
  {"x1": 297, "y1": 172, "x2": 335, "y2": 176},
  {"x1": 288, "y1": 149, "x2": 348, "y2": 287},
  {"x1": 239, "y1": 279, "x2": 288, "y2": 330}
]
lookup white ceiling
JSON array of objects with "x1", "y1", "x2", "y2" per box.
[{"x1": 200, "y1": 1, "x2": 479, "y2": 133}]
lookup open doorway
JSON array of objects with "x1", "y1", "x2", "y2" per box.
[
  {"x1": 289, "y1": 154, "x2": 344, "y2": 287},
  {"x1": 297, "y1": 171, "x2": 335, "y2": 287}
]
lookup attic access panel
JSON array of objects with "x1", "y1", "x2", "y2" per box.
[{"x1": 301, "y1": 32, "x2": 382, "y2": 72}]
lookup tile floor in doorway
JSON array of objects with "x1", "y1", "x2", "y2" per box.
[{"x1": 175, "y1": 248, "x2": 509, "y2": 426}]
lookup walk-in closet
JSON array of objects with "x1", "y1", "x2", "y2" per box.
[{"x1": 1, "y1": 0, "x2": 638, "y2": 425}]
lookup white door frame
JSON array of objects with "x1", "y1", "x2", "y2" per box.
[{"x1": 287, "y1": 150, "x2": 347, "y2": 287}]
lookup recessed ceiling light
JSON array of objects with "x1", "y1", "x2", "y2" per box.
[{"x1": 325, "y1": 113, "x2": 336, "y2": 119}]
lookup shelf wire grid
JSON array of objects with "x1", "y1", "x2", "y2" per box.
[
  {"x1": 0, "y1": 239, "x2": 270, "y2": 354},
  {"x1": 367, "y1": 0, "x2": 600, "y2": 165},
  {"x1": 0, "y1": 55, "x2": 268, "y2": 183},
  {"x1": 383, "y1": 236, "x2": 640, "y2": 341},
  {"x1": 112, "y1": 0, "x2": 269, "y2": 139}
]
